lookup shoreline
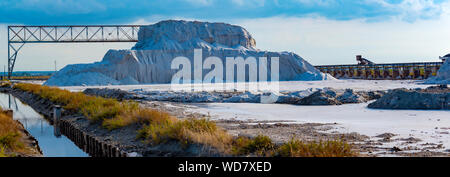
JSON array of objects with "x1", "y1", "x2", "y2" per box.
[{"x1": 0, "y1": 109, "x2": 42, "y2": 157}]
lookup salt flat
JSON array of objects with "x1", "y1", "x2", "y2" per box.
[
  {"x1": 185, "y1": 102, "x2": 450, "y2": 153},
  {"x1": 62, "y1": 79, "x2": 431, "y2": 92}
]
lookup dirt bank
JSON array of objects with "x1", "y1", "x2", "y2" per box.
[
  {"x1": 14, "y1": 119, "x2": 43, "y2": 157},
  {"x1": 0, "y1": 109, "x2": 42, "y2": 157}
]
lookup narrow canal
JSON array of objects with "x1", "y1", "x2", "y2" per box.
[{"x1": 0, "y1": 93, "x2": 88, "y2": 157}]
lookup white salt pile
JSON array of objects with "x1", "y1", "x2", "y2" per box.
[
  {"x1": 45, "y1": 20, "x2": 334, "y2": 86},
  {"x1": 425, "y1": 58, "x2": 449, "y2": 84}
]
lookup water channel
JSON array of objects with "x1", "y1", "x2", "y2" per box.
[{"x1": 0, "y1": 93, "x2": 88, "y2": 157}]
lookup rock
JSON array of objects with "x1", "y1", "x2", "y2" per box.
[
  {"x1": 391, "y1": 146, "x2": 402, "y2": 152},
  {"x1": 365, "y1": 91, "x2": 386, "y2": 100},
  {"x1": 297, "y1": 89, "x2": 342, "y2": 105},
  {"x1": 399, "y1": 137, "x2": 422, "y2": 143},
  {"x1": 288, "y1": 88, "x2": 319, "y2": 98},
  {"x1": 224, "y1": 92, "x2": 259, "y2": 103},
  {"x1": 83, "y1": 86, "x2": 385, "y2": 106},
  {"x1": 375, "y1": 133, "x2": 397, "y2": 139},
  {"x1": 368, "y1": 88, "x2": 449, "y2": 110},
  {"x1": 276, "y1": 95, "x2": 302, "y2": 104},
  {"x1": 44, "y1": 20, "x2": 333, "y2": 86},
  {"x1": 259, "y1": 92, "x2": 277, "y2": 104},
  {"x1": 337, "y1": 89, "x2": 366, "y2": 104},
  {"x1": 83, "y1": 88, "x2": 134, "y2": 100},
  {"x1": 322, "y1": 87, "x2": 338, "y2": 97}
]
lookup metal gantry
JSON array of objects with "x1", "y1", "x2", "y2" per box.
[
  {"x1": 315, "y1": 62, "x2": 443, "y2": 80},
  {"x1": 7, "y1": 25, "x2": 142, "y2": 78}
]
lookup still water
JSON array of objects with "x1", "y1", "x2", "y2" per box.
[{"x1": 0, "y1": 93, "x2": 88, "y2": 157}]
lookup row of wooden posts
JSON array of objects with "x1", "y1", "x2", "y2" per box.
[{"x1": 52, "y1": 106, "x2": 128, "y2": 157}]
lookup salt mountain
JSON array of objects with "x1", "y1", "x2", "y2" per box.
[
  {"x1": 45, "y1": 20, "x2": 333, "y2": 86},
  {"x1": 425, "y1": 58, "x2": 449, "y2": 84}
]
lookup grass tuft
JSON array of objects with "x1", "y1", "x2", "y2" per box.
[
  {"x1": 103, "y1": 107, "x2": 175, "y2": 130},
  {"x1": 137, "y1": 118, "x2": 232, "y2": 152},
  {"x1": 277, "y1": 138, "x2": 356, "y2": 157},
  {"x1": 0, "y1": 108, "x2": 26, "y2": 157},
  {"x1": 233, "y1": 135, "x2": 275, "y2": 156}
]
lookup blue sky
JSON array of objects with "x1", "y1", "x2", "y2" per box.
[
  {"x1": 1, "y1": 0, "x2": 447, "y2": 24},
  {"x1": 1, "y1": 0, "x2": 450, "y2": 71}
]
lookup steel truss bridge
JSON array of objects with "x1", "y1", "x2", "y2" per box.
[
  {"x1": 315, "y1": 62, "x2": 443, "y2": 80},
  {"x1": 7, "y1": 25, "x2": 142, "y2": 78}
]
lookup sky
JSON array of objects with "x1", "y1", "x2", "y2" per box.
[{"x1": 1, "y1": 0, "x2": 450, "y2": 71}]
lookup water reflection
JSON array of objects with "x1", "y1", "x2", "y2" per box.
[{"x1": 0, "y1": 93, "x2": 88, "y2": 157}]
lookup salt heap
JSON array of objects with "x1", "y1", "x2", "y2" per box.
[
  {"x1": 425, "y1": 59, "x2": 450, "y2": 84},
  {"x1": 45, "y1": 20, "x2": 333, "y2": 86}
]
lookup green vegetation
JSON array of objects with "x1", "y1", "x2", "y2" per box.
[
  {"x1": 138, "y1": 117, "x2": 232, "y2": 152},
  {"x1": 0, "y1": 82, "x2": 11, "y2": 87},
  {"x1": 0, "y1": 146, "x2": 6, "y2": 157},
  {"x1": 11, "y1": 83, "x2": 358, "y2": 157},
  {"x1": 0, "y1": 108, "x2": 26, "y2": 157},
  {"x1": 277, "y1": 138, "x2": 356, "y2": 157},
  {"x1": 11, "y1": 75, "x2": 51, "y2": 80},
  {"x1": 14, "y1": 83, "x2": 139, "y2": 125},
  {"x1": 103, "y1": 106, "x2": 174, "y2": 130},
  {"x1": 233, "y1": 135, "x2": 275, "y2": 156}
]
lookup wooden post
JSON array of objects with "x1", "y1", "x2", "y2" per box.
[{"x1": 53, "y1": 105, "x2": 62, "y2": 137}]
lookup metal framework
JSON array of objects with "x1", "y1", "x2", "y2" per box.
[
  {"x1": 315, "y1": 62, "x2": 443, "y2": 68},
  {"x1": 7, "y1": 25, "x2": 142, "y2": 78},
  {"x1": 315, "y1": 62, "x2": 443, "y2": 79}
]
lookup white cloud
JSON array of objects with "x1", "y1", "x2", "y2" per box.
[
  {"x1": 9, "y1": 0, "x2": 107, "y2": 15},
  {"x1": 234, "y1": 13, "x2": 450, "y2": 65},
  {"x1": 367, "y1": 0, "x2": 444, "y2": 21}
]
